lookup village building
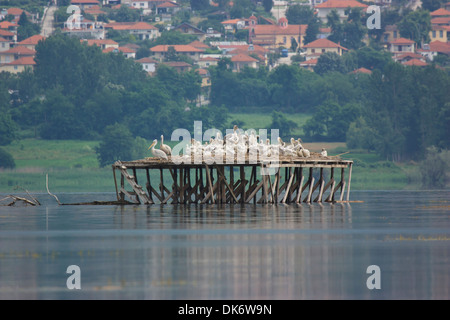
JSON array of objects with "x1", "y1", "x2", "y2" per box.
[
  {"x1": 388, "y1": 37, "x2": 416, "y2": 56},
  {"x1": 0, "y1": 56, "x2": 35, "y2": 73},
  {"x1": 105, "y1": 21, "x2": 160, "y2": 40},
  {"x1": 314, "y1": 0, "x2": 368, "y2": 23},
  {"x1": 149, "y1": 44, "x2": 204, "y2": 62},
  {"x1": 303, "y1": 38, "x2": 348, "y2": 58},
  {"x1": 136, "y1": 57, "x2": 158, "y2": 73},
  {"x1": 248, "y1": 15, "x2": 307, "y2": 50}
]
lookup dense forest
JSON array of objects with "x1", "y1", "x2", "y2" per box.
[{"x1": 0, "y1": 32, "x2": 449, "y2": 168}]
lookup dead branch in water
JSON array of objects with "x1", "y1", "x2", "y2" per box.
[
  {"x1": 0, "y1": 195, "x2": 39, "y2": 206},
  {"x1": 46, "y1": 174, "x2": 61, "y2": 205}
]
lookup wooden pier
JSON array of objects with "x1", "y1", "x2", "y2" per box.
[{"x1": 111, "y1": 155, "x2": 353, "y2": 205}]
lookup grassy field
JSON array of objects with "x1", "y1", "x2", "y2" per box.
[{"x1": 0, "y1": 112, "x2": 421, "y2": 193}]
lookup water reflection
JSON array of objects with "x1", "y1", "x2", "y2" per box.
[{"x1": 0, "y1": 191, "x2": 449, "y2": 300}]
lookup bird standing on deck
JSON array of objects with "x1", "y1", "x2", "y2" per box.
[
  {"x1": 160, "y1": 135, "x2": 172, "y2": 157},
  {"x1": 320, "y1": 148, "x2": 327, "y2": 157},
  {"x1": 148, "y1": 139, "x2": 168, "y2": 160}
]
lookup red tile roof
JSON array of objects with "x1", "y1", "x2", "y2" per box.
[
  {"x1": 395, "y1": 52, "x2": 425, "y2": 60},
  {"x1": 315, "y1": 0, "x2": 368, "y2": 9},
  {"x1": 105, "y1": 21, "x2": 158, "y2": 30},
  {"x1": 0, "y1": 37, "x2": 8, "y2": 42},
  {"x1": 17, "y1": 35, "x2": 46, "y2": 45},
  {"x1": 300, "y1": 58, "x2": 318, "y2": 65},
  {"x1": 188, "y1": 40, "x2": 210, "y2": 49},
  {"x1": 389, "y1": 37, "x2": 415, "y2": 45},
  {"x1": 1, "y1": 46, "x2": 36, "y2": 55},
  {"x1": 157, "y1": 1, "x2": 179, "y2": 7},
  {"x1": 150, "y1": 45, "x2": 203, "y2": 52},
  {"x1": 431, "y1": 17, "x2": 450, "y2": 24},
  {"x1": 0, "y1": 21, "x2": 17, "y2": 29},
  {"x1": 303, "y1": 38, "x2": 347, "y2": 50},
  {"x1": 7, "y1": 8, "x2": 31, "y2": 16},
  {"x1": 6, "y1": 56, "x2": 35, "y2": 65},
  {"x1": 71, "y1": 0, "x2": 100, "y2": 4},
  {"x1": 402, "y1": 59, "x2": 427, "y2": 66},
  {"x1": 352, "y1": 67, "x2": 372, "y2": 74},
  {"x1": 85, "y1": 39, "x2": 119, "y2": 46},
  {"x1": 136, "y1": 57, "x2": 158, "y2": 64},
  {"x1": 0, "y1": 29, "x2": 15, "y2": 37},
  {"x1": 429, "y1": 40, "x2": 450, "y2": 54},
  {"x1": 231, "y1": 53, "x2": 258, "y2": 62},
  {"x1": 430, "y1": 8, "x2": 450, "y2": 16}
]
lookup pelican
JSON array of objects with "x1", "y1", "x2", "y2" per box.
[
  {"x1": 320, "y1": 148, "x2": 327, "y2": 157},
  {"x1": 148, "y1": 139, "x2": 168, "y2": 160},
  {"x1": 302, "y1": 148, "x2": 310, "y2": 158},
  {"x1": 160, "y1": 135, "x2": 172, "y2": 156}
]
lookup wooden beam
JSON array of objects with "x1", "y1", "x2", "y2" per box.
[
  {"x1": 204, "y1": 164, "x2": 215, "y2": 204},
  {"x1": 281, "y1": 168, "x2": 295, "y2": 203},
  {"x1": 346, "y1": 163, "x2": 353, "y2": 201}
]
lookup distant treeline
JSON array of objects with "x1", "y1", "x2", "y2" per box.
[{"x1": 0, "y1": 34, "x2": 449, "y2": 165}]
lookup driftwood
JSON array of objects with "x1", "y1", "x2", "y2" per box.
[
  {"x1": 0, "y1": 195, "x2": 39, "y2": 206},
  {"x1": 46, "y1": 173, "x2": 61, "y2": 205}
]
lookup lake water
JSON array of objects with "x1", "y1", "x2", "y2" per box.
[{"x1": 0, "y1": 190, "x2": 449, "y2": 300}]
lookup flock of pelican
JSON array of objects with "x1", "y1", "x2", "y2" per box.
[{"x1": 148, "y1": 126, "x2": 328, "y2": 161}]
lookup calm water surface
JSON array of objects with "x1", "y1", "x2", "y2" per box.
[{"x1": 0, "y1": 190, "x2": 449, "y2": 300}]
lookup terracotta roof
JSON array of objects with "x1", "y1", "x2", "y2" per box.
[
  {"x1": 0, "y1": 29, "x2": 15, "y2": 37},
  {"x1": 157, "y1": 1, "x2": 179, "y2": 7},
  {"x1": 402, "y1": 59, "x2": 427, "y2": 66},
  {"x1": 199, "y1": 56, "x2": 219, "y2": 61},
  {"x1": 105, "y1": 22, "x2": 158, "y2": 30},
  {"x1": 315, "y1": 0, "x2": 368, "y2": 9},
  {"x1": 150, "y1": 45, "x2": 203, "y2": 52},
  {"x1": 389, "y1": 37, "x2": 415, "y2": 45},
  {"x1": 0, "y1": 37, "x2": 8, "y2": 42},
  {"x1": 429, "y1": 40, "x2": 450, "y2": 54},
  {"x1": 219, "y1": 44, "x2": 267, "y2": 53},
  {"x1": 5, "y1": 56, "x2": 35, "y2": 65},
  {"x1": 251, "y1": 24, "x2": 307, "y2": 36},
  {"x1": 84, "y1": 8, "x2": 106, "y2": 15},
  {"x1": 430, "y1": 8, "x2": 450, "y2": 16},
  {"x1": 1, "y1": 46, "x2": 35, "y2": 55},
  {"x1": 319, "y1": 27, "x2": 332, "y2": 33},
  {"x1": 300, "y1": 58, "x2": 318, "y2": 65},
  {"x1": 196, "y1": 68, "x2": 209, "y2": 75},
  {"x1": 230, "y1": 53, "x2": 258, "y2": 62},
  {"x1": 17, "y1": 35, "x2": 46, "y2": 45},
  {"x1": 351, "y1": 67, "x2": 372, "y2": 74},
  {"x1": 395, "y1": 52, "x2": 425, "y2": 60},
  {"x1": 136, "y1": 57, "x2": 158, "y2": 63},
  {"x1": 7, "y1": 8, "x2": 30, "y2": 16},
  {"x1": 303, "y1": 38, "x2": 347, "y2": 50},
  {"x1": 188, "y1": 40, "x2": 210, "y2": 49},
  {"x1": 431, "y1": 17, "x2": 450, "y2": 24},
  {"x1": 221, "y1": 19, "x2": 243, "y2": 24},
  {"x1": 0, "y1": 21, "x2": 17, "y2": 29}
]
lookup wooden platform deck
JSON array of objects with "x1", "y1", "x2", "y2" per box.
[{"x1": 111, "y1": 155, "x2": 353, "y2": 205}]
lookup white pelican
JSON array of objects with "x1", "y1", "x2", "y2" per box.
[
  {"x1": 160, "y1": 135, "x2": 172, "y2": 156},
  {"x1": 302, "y1": 148, "x2": 310, "y2": 158},
  {"x1": 320, "y1": 148, "x2": 327, "y2": 157},
  {"x1": 148, "y1": 139, "x2": 168, "y2": 160}
]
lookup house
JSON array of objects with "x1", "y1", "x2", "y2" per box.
[
  {"x1": 159, "y1": 61, "x2": 192, "y2": 72},
  {"x1": 299, "y1": 58, "x2": 317, "y2": 71},
  {"x1": 402, "y1": 59, "x2": 428, "y2": 67},
  {"x1": 149, "y1": 44, "x2": 204, "y2": 62},
  {"x1": 6, "y1": 8, "x2": 33, "y2": 23},
  {"x1": 136, "y1": 57, "x2": 158, "y2": 73},
  {"x1": 317, "y1": 27, "x2": 332, "y2": 39},
  {"x1": 221, "y1": 18, "x2": 248, "y2": 33},
  {"x1": 188, "y1": 40, "x2": 210, "y2": 51},
  {"x1": 248, "y1": 16, "x2": 307, "y2": 50},
  {"x1": 129, "y1": 0, "x2": 168, "y2": 15},
  {"x1": 0, "y1": 46, "x2": 35, "y2": 65},
  {"x1": 314, "y1": 0, "x2": 368, "y2": 23},
  {"x1": 105, "y1": 22, "x2": 160, "y2": 40},
  {"x1": 205, "y1": 27, "x2": 222, "y2": 39},
  {"x1": 218, "y1": 43, "x2": 268, "y2": 64},
  {"x1": 172, "y1": 23, "x2": 207, "y2": 41},
  {"x1": 156, "y1": 1, "x2": 181, "y2": 16},
  {"x1": 0, "y1": 37, "x2": 11, "y2": 52},
  {"x1": 0, "y1": 29, "x2": 16, "y2": 42},
  {"x1": 388, "y1": 37, "x2": 415, "y2": 56},
  {"x1": 393, "y1": 52, "x2": 427, "y2": 63},
  {"x1": 196, "y1": 68, "x2": 211, "y2": 106},
  {"x1": 429, "y1": 25, "x2": 449, "y2": 42},
  {"x1": 16, "y1": 35, "x2": 46, "y2": 51},
  {"x1": 430, "y1": 8, "x2": 450, "y2": 17},
  {"x1": 0, "y1": 56, "x2": 35, "y2": 73},
  {"x1": 431, "y1": 16, "x2": 450, "y2": 26},
  {"x1": 70, "y1": 0, "x2": 101, "y2": 10},
  {"x1": 382, "y1": 25, "x2": 399, "y2": 44},
  {"x1": 417, "y1": 41, "x2": 450, "y2": 60},
  {"x1": 103, "y1": 46, "x2": 136, "y2": 58},
  {"x1": 83, "y1": 38, "x2": 119, "y2": 50},
  {"x1": 84, "y1": 5, "x2": 107, "y2": 20},
  {"x1": 197, "y1": 56, "x2": 219, "y2": 68},
  {"x1": 102, "y1": 0, "x2": 121, "y2": 5},
  {"x1": 0, "y1": 21, "x2": 18, "y2": 34},
  {"x1": 351, "y1": 67, "x2": 372, "y2": 74},
  {"x1": 230, "y1": 53, "x2": 259, "y2": 72},
  {"x1": 62, "y1": 16, "x2": 105, "y2": 39},
  {"x1": 303, "y1": 38, "x2": 348, "y2": 57}
]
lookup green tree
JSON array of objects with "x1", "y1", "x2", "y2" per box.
[
  {"x1": 285, "y1": 5, "x2": 315, "y2": 24},
  {"x1": 270, "y1": 111, "x2": 298, "y2": 138},
  {"x1": 96, "y1": 123, "x2": 136, "y2": 167},
  {"x1": 304, "y1": 15, "x2": 320, "y2": 45},
  {"x1": 262, "y1": 0, "x2": 273, "y2": 13},
  {"x1": 328, "y1": 8, "x2": 366, "y2": 50},
  {"x1": 398, "y1": 9, "x2": 431, "y2": 47},
  {"x1": 190, "y1": 0, "x2": 210, "y2": 11},
  {"x1": 421, "y1": 0, "x2": 445, "y2": 11},
  {"x1": 17, "y1": 11, "x2": 40, "y2": 41},
  {"x1": 0, "y1": 113, "x2": 18, "y2": 146},
  {"x1": 0, "y1": 148, "x2": 15, "y2": 169},
  {"x1": 314, "y1": 52, "x2": 347, "y2": 75}
]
